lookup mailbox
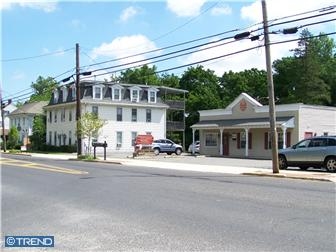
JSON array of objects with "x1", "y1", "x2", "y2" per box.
[
  {"x1": 92, "y1": 142, "x2": 108, "y2": 148},
  {"x1": 92, "y1": 141, "x2": 108, "y2": 160}
]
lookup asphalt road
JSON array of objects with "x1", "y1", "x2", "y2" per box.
[{"x1": 1, "y1": 155, "x2": 335, "y2": 251}]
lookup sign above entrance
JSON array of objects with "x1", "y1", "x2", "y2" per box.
[{"x1": 239, "y1": 99, "x2": 247, "y2": 111}]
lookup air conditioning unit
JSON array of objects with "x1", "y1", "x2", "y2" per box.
[{"x1": 116, "y1": 143, "x2": 122, "y2": 148}]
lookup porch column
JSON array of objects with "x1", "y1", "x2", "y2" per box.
[
  {"x1": 281, "y1": 126, "x2": 287, "y2": 149},
  {"x1": 245, "y1": 128, "x2": 249, "y2": 157},
  {"x1": 192, "y1": 128, "x2": 196, "y2": 155},
  {"x1": 219, "y1": 128, "x2": 224, "y2": 155}
]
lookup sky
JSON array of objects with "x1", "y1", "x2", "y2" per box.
[{"x1": 1, "y1": 0, "x2": 335, "y2": 103}]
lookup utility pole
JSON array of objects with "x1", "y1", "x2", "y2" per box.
[
  {"x1": 262, "y1": 0, "x2": 279, "y2": 173},
  {"x1": 75, "y1": 43, "x2": 82, "y2": 157}
]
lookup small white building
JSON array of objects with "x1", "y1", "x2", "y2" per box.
[
  {"x1": 8, "y1": 101, "x2": 48, "y2": 145},
  {"x1": 0, "y1": 103, "x2": 17, "y2": 145},
  {"x1": 44, "y1": 81, "x2": 187, "y2": 153},
  {"x1": 191, "y1": 93, "x2": 336, "y2": 159}
]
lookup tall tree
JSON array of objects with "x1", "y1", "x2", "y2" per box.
[
  {"x1": 119, "y1": 65, "x2": 160, "y2": 85},
  {"x1": 7, "y1": 126, "x2": 19, "y2": 149},
  {"x1": 30, "y1": 76, "x2": 58, "y2": 102},
  {"x1": 273, "y1": 29, "x2": 335, "y2": 105}
]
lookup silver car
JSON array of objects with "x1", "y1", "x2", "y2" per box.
[
  {"x1": 278, "y1": 136, "x2": 336, "y2": 172},
  {"x1": 152, "y1": 139, "x2": 183, "y2": 155}
]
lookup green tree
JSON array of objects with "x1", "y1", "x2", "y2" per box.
[
  {"x1": 179, "y1": 66, "x2": 221, "y2": 145},
  {"x1": 219, "y1": 68, "x2": 268, "y2": 106},
  {"x1": 160, "y1": 73, "x2": 180, "y2": 88},
  {"x1": 77, "y1": 112, "x2": 106, "y2": 155},
  {"x1": 30, "y1": 115, "x2": 46, "y2": 151},
  {"x1": 7, "y1": 126, "x2": 19, "y2": 149},
  {"x1": 30, "y1": 76, "x2": 58, "y2": 102},
  {"x1": 273, "y1": 29, "x2": 335, "y2": 105},
  {"x1": 119, "y1": 65, "x2": 160, "y2": 85}
]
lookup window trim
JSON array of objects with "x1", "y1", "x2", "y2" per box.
[
  {"x1": 131, "y1": 108, "x2": 137, "y2": 122},
  {"x1": 147, "y1": 87, "x2": 159, "y2": 103},
  {"x1": 205, "y1": 132, "x2": 217, "y2": 147},
  {"x1": 93, "y1": 84, "x2": 104, "y2": 100},
  {"x1": 116, "y1": 107, "x2": 123, "y2": 122},
  {"x1": 130, "y1": 86, "x2": 141, "y2": 103}
]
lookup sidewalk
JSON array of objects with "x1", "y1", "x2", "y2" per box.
[{"x1": 2, "y1": 152, "x2": 336, "y2": 182}]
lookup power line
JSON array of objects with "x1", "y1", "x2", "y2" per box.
[
  {"x1": 81, "y1": 32, "x2": 336, "y2": 81},
  {"x1": 1, "y1": 48, "x2": 75, "y2": 63}
]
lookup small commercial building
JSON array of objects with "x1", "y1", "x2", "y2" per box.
[{"x1": 191, "y1": 93, "x2": 336, "y2": 159}]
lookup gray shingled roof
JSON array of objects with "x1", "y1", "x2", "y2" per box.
[{"x1": 9, "y1": 101, "x2": 48, "y2": 116}]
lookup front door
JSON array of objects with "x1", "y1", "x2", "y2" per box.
[{"x1": 223, "y1": 133, "x2": 229, "y2": 156}]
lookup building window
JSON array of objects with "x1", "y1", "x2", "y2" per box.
[
  {"x1": 49, "y1": 131, "x2": 52, "y2": 144},
  {"x1": 205, "y1": 133, "x2": 217, "y2": 146},
  {"x1": 61, "y1": 108, "x2": 65, "y2": 122},
  {"x1": 69, "y1": 110, "x2": 72, "y2": 121},
  {"x1": 131, "y1": 131, "x2": 137, "y2": 146},
  {"x1": 117, "y1": 107, "x2": 122, "y2": 121},
  {"x1": 23, "y1": 117, "x2": 26, "y2": 126},
  {"x1": 53, "y1": 90, "x2": 58, "y2": 103},
  {"x1": 54, "y1": 110, "x2": 57, "y2": 123},
  {"x1": 116, "y1": 131, "x2": 122, "y2": 148},
  {"x1": 92, "y1": 106, "x2": 98, "y2": 116},
  {"x1": 113, "y1": 88, "x2": 121, "y2": 101},
  {"x1": 146, "y1": 109, "x2": 151, "y2": 122},
  {"x1": 93, "y1": 86, "x2": 103, "y2": 99},
  {"x1": 265, "y1": 132, "x2": 284, "y2": 149},
  {"x1": 131, "y1": 108, "x2": 137, "y2": 122},
  {"x1": 149, "y1": 90, "x2": 156, "y2": 103},
  {"x1": 71, "y1": 86, "x2": 76, "y2": 100},
  {"x1": 49, "y1": 111, "x2": 52, "y2": 123},
  {"x1": 237, "y1": 132, "x2": 252, "y2": 149},
  {"x1": 54, "y1": 131, "x2": 57, "y2": 146},
  {"x1": 131, "y1": 89, "x2": 139, "y2": 102},
  {"x1": 69, "y1": 131, "x2": 72, "y2": 145},
  {"x1": 62, "y1": 87, "x2": 68, "y2": 102}
]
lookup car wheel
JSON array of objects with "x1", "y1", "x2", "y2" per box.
[
  {"x1": 153, "y1": 148, "x2": 160, "y2": 156},
  {"x1": 175, "y1": 148, "x2": 182, "y2": 155},
  {"x1": 278, "y1": 155, "x2": 288, "y2": 170},
  {"x1": 325, "y1": 157, "x2": 336, "y2": 172}
]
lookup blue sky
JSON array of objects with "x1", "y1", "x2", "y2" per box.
[{"x1": 1, "y1": 0, "x2": 335, "y2": 103}]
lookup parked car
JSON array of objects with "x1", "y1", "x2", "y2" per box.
[
  {"x1": 278, "y1": 136, "x2": 336, "y2": 172},
  {"x1": 188, "y1": 140, "x2": 200, "y2": 153},
  {"x1": 152, "y1": 139, "x2": 183, "y2": 155}
]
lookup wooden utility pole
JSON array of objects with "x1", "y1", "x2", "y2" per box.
[
  {"x1": 75, "y1": 43, "x2": 82, "y2": 157},
  {"x1": 262, "y1": 0, "x2": 279, "y2": 173}
]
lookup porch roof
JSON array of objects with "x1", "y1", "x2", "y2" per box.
[{"x1": 191, "y1": 116, "x2": 295, "y2": 129}]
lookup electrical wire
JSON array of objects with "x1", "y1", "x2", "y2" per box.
[{"x1": 1, "y1": 48, "x2": 75, "y2": 63}]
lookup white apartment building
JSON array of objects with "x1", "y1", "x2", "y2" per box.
[{"x1": 44, "y1": 81, "x2": 187, "y2": 153}]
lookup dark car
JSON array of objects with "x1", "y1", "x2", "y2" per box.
[
  {"x1": 278, "y1": 136, "x2": 336, "y2": 172},
  {"x1": 151, "y1": 139, "x2": 183, "y2": 155}
]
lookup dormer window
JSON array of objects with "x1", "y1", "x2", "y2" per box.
[
  {"x1": 53, "y1": 90, "x2": 59, "y2": 103},
  {"x1": 111, "y1": 84, "x2": 123, "y2": 101},
  {"x1": 71, "y1": 85, "x2": 76, "y2": 100},
  {"x1": 129, "y1": 86, "x2": 141, "y2": 103},
  {"x1": 93, "y1": 84, "x2": 104, "y2": 99},
  {"x1": 148, "y1": 87, "x2": 159, "y2": 103},
  {"x1": 61, "y1": 86, "x2": 68, "y2": 102}
]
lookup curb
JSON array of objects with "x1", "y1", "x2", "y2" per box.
[{"x1": 242, "y1": 172, "x2": 333, "y2": 182}]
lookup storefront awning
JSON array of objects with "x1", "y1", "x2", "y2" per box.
[{"x1": 191, "y1": 116, "x2": 295, "y2": 129}]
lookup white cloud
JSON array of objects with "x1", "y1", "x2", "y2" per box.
[
  {"x1": 0, "y1": 0, "x2": 57, "y2": 12},
  {"x1": 119, "y1": 6, "x2": 138, "y2": 22},
  {"x1": 241, "y1": 0, "x2": 336, "y2": 32},
  {"x1": 211, "y1": 6, "x2": 232, "y2": 16},
  {"x1": 166, "y1": 0, "x2": 207, "y2": 17},
  {"x1": 182, "y1": 37, "x2": 298, "y2": 76},
  {"x1": 90, "y1": 35, "x2": 160, "y2": 69}
]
